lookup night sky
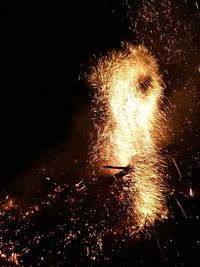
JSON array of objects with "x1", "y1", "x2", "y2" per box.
[{"x1": 0, "y1": 0, "x2": 200, "y2": 266}]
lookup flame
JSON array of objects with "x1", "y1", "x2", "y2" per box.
[{"x1": 87, "y1": 43, "x2": 168, "y2": 229}]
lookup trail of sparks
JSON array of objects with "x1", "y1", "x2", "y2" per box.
[{"x1": 87, "y1": 43, "x2": 168, "y2": 229}]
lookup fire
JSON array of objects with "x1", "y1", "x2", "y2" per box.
[{"x1": 87, "y1": 43, "x2": 168, "y2": 229}]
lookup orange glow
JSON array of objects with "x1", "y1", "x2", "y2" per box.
[
  {"x1": 2, "y1": 197, "x2": 17, "y2": 211},
  {"x1": 87, "y1": 43, "x2": 168, "y2": 229}
]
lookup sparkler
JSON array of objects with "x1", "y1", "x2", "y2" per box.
[{"x1": 87, "y1": 42, "x2": 168, "y2": 229}]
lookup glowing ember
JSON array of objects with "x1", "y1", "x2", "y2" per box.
[
  {"x1": 87, "y1": 43, "x2": 168, "y2": 229},
  {"x1": 1, "y1": 197, "x2": 17, "y2": 212},
  {"x1": 189, "y1": 188, "x2": 195, "y2": 197}
]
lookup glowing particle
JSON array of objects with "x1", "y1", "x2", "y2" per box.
[
  {"x1": 174, "y1": 197, "x2": 187, "y2": 218},
  {"x1": 87, "y1": 246, "x2": 90, "y2": 256},
  {"x1": 189, "y1": 188, "x2": 195, "y2": 197}
]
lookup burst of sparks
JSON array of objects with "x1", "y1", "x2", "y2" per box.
[
  {"x1": 0, "y1": 0, "x2": 199, "y2": 265},
  {"x1": 87, "y1": 42, "x2": 168, "y2": 229}
]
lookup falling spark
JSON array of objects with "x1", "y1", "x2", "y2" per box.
[
  {"x1": 171, "y1": 158, "x2": 182, "y2": 179},
  {"x1": 153, "y1": 229, "x2": 166, "y2": 261},
  {"x1": 174, "y1": 197, "x2": 187, "y2": 218},
  {"x1": 87, "y1": 42, "x2": 168, "y2": 230}
]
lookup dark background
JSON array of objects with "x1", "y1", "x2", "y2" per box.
[{"x1": 0, "y1": 0, "x2": 128, "y2": 185}]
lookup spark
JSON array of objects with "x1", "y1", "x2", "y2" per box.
[
  {"x1": 0, "y1": 250, "x2": 20, "y2": 265},
  {"x1": 171, "y1": 158, "x2": 182, "y2": 179},
  {"x1": 3, "y1": 198, "x2": 16, "y2": 211},
  {"x1": 174, "y1": 197, "x2": 187, "y2": 219},
  {"x1": 153, "y1": 229, "x2": 166, "y2": 261},
  {"x1": 87, "y1": 42, "x2": 168, "y2": 230},
  {"x1": 189, "y1": 188, "x2": 195, "y2": 197},
  {"x1": 0, "y1": 197, "x2": 18, "y2": 215}
]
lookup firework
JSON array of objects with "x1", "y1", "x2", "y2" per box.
[{"x1": 87, "y1": 43, "x2": 168, "y2": 229}]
